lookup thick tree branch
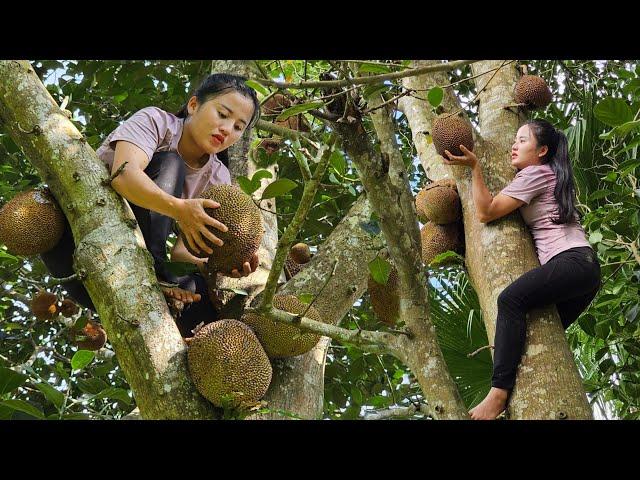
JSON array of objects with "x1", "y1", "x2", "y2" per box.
[{"x1": 250, "y1": 60, "x2": 476, "y2": 90}]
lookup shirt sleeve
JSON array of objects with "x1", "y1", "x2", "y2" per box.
[
  {"x1": 500, "y1": 166, "x2": 552, "y2": 205},
  {"x1": 107, "y1": 107, "x2": 168, "y2": 161}
]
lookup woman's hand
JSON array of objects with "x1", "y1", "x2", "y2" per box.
[
  {"x1": 442, "y1": 145, "x2": 478, "y2": 169},
  {"x1": 227, "y1": 253, "x2": 259, "y2": 279},
  {"x1": 174, "y1": 198, "x2": 228, "y2": 256}
]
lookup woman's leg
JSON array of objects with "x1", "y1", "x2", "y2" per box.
[
  {"x1": 128, "y1": 151, "x2": 186, "y2": 283},
  {"x1": 40, "y1": 151, "x2": 186, "y2": 310},
  {"x1": 470, "y1": 247, "x2": 600, "y2": 419}
]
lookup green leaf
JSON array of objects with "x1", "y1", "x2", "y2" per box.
[
  {"x1": 594, "y1": 97, "x2": 634, "y2": 127},
  {"x1": 368, "y1": 256, "x2": 391, "y2": 285},
  {"x1": 275, "y1": 102, "x2": 324, "y2": 122},
  {"x1": 329, "y1": 150, "x2": 346, "y2": 176},
  {"x1": 599, "y1": 120, "x2": 640, "y2": 140},
  {"x1": 358, "y1": 63, "x2": 391, "y2": 74},
  {"x1": 427, "y1": 87, "x2": 444, "y2": 108},
  {"x1": 251, "y1": 169, "x2": 273, "y2": 183},
  {"x1": 363, "y1": 83, "x2": 388, "y2": 100},
  {"x1": 260, "y1": 178, "x2": 298, "y2": 200},
  {"x1": 71, "y1": 350, "x2": 95, "y2": 371},
  {"x1": 298, "y1": 293, "x2": 314, "y2": 304},
  {"x1": 33, "y1": 381, "x2": 65, "y2": 410},
  {"x1": 237, "y1": 176, "x2": 258, "y2": 196},
  {"x1": 589, "y1": 230, "x2": 603, "y2": 244},
  {"x1": 588, "y1": 189, "x2": 612, "y2": 201},
  {"x1": 113, "y1": 92, "x2": 129, "y2": 103},
  {"x1": 0, "y1": 367, "x2": 28, "y2": 395},
  {"x1": 245, "y1": 79, "x2": 269, "y2": 96},
  {"x1": 77, "y1": 378, "x2": 110, "y2": 395},
  {"x1": 0, "y1": 400, "x2": 45, "y2": 419},
  {"x1": 92, "y1": 387, "x2": 132, "y2": 405}
]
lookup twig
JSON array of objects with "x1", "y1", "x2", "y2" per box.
[
  {"x1": 16, "y1": 122, "x2": 43, "y2": 135},
  {"x1": 344, "y1": 60, "x2": 413, "y2": 70},
  {"x1": 102, "y1": 161, "x2": 128, "y2": 186},
  {"x1": 254, "y1": 119, "x2": 316, "y2": 147},
  {"x1": 250, "y1": 60, "x2": 476, "y2": 90},
  {"x1": 252, "y1": 198, "x2": 295, "y2": 218},
  {"x1": 377, "y1": 354, "x2": 397, "y2": 405},
  {"x1": 467, "y1": 345, "x2": 494, "y2": 358},
  {"x1": 361, "y1": 88, "x2": 413, "y2": 115}
]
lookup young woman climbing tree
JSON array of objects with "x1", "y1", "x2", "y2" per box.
[
  {"x1": 441, "y1": 119, "x2": 601, "y2": 420},
  {"x1": 41, "y1": 73, "x2": 261, "y2": 337}
]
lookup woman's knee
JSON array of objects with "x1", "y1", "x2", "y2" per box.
[{"x1": 147, "y1": 151, "x2": 186, "y2": 195}]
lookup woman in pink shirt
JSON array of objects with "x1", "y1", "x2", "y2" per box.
[
  {"x1": 41, "y1": 73, "x2": 261, "y2": 337},
  {"x1": 441, "y1": 119, "x2": 601, "y2": 419}
]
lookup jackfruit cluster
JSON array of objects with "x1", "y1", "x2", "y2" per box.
[
  {"x1": 0, "y1": 187, "x2": 65, "y2": 256},
  {"x1": 31, "y1": 290, "x2": 59, "y2": 320},
  {"x1": 187, "y1": 319, "x2": 272, "y2": 408},
  {"x1": 432, "y1": 114, "x2": 474, "y2": 157},
  {"x1": 241, "y1": 295, "x2": 321, "y2": 358},
  {"x1": 367, "y1": 266, "x2": 400, "y2": 326},
  {"x1": 514, "y1": 75, "x2": 553, "y2": 109},
  {"x1": 184, "y1": 184, "x2": 264, "y2": 275}
]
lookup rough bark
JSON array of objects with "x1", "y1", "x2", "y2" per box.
[
  {"x1": 0, "y1": 60, "x2": 216, "y2": 419},
  {"x1": 400, "y1": 60, "x2": 592, "y2": 419}
]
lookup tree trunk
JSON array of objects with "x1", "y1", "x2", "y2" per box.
[
  {"x1": 400, "y1": 60, "x2": 592, "y2": 419},
  {"x1": 0, "y1": 60, "x2": 216, "y2": 419}
]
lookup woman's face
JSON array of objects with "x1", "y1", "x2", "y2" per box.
[
  {"x1": 511, "y1": 125, "x2": 548, "y2": 170},
  {"x1": 186, "y1": 91, "x2": 255, "y2": 155}
]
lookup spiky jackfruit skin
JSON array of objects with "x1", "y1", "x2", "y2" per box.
[
  {"x1": 284, "y1": 255, "x2": 301, "y2": 280},
  {"x1": 368, "y1": 267, "x2": 400, "y2": 326},
  {"x1": 31, "y1": 291, "x2": 58, "y2": 320},
  {"x1": 514, "y1": 75, "x2": 553, "y2": 109},
  {"x1": 432, "y1": 115, "x2": 474, "y2": 157},
  {"x1": 74, "y1": 321, "x2": 107, "y2": 351},
  {"x1": 241, "y1": 295, "x2": 322, "y2": 359},
  {"x1": 290, "y1": 243, "x2": 311, "y2": 264},
  {"x1": 415, "y1": 179, "x2": 461, "y2": 225},
  {"x1": 187, "y1": 319, "x2": 272, "y2": 408},
  {"x1": 0, "y1": 188, "x2": 65, "y2": 256},
  {"x1": 183, "y1": 185, "x2": 264, "y2": 274},
  {"x1": 420, "y1": 222, "x2": 463, "y2": 265}
]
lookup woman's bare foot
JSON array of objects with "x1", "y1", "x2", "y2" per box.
[
  {"x1": 161, "y1": 286, "x2": 201, "y2": 304},
  {"x1": 469, "y1": 387, "x2": 509, "y2": 420}
]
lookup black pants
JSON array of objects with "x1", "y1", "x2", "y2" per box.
[
  {"x1": 40, "y1": 152, "x2": 217, "y2": 337},
  {"x1": 491, "y1": 246, "x2": 601, "y2": 390}
]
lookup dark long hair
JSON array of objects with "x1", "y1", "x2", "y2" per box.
[
  {"x1": 525, "y1": 119, "x2": 579, "y2": 224},
  {"x1": 175, "y1": 73, "x2": 261, "y2": 167}
]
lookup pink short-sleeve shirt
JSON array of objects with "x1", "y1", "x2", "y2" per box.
[
  {"x1": 96, "y1": 107, "x2": 231, "y2": 198},
  {"x1": 500, "y1": 164, "x2": 591, "y2": 265}
]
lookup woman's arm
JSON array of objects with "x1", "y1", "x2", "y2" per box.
[
  {"x1": 111, "y1": 141, "x2": 228, "y2": 255},
  {"x1": 444, "y1": 145, "x2": 524, "y2": 223}
]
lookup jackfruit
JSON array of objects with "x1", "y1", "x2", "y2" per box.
[
  {"x1": 74, "y1": 320, "x2": 107, "y2": 351},
  {"x1": 241, "y1": 295, "x2": 322, "y2": 358},
  {"x1": 187, "y1": 319, "x2": 272, "y2": 408},
  {"x1": 31, "y1": 290, "x2": 58, "y2": 320},
  {"x1": 431, "y1": 114, "x2": 474, "y2": 157},
  {"x1": 420, "y1": 222, "x2": 463, "y2": 265},
  {"x1": 60, "y1": 299, "x2": 79, "y2": 317},
  {"x1": 415, "y1": 179, "x2": 461, "y2": 225},
  {"x1": 290, "y1": 243, "x2": 311, "y2": 264},
  {"x1": 514, "y1": 75, "x2": 553, "y2": 109},
  {"x1": 368, "y1": 266, "x2": 400, "y2": 326},
  {"x1": 284, "y1": 255, "x2": 301, "y2": 280},
  {"x1": 0, "y1": 187, "x2": 65, "y2": 256},
  {"x1": 261, "y1": 94, "x2": 310, "y2": 132},
  {"x1": 183, "y1": 184, "x2": 264, "y2": 274}
]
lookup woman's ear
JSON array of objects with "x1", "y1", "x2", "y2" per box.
[
  {"x1": 187, "y1": 96, "x2": 198, "y2": 115},
  {"x1": 538, "y1": 145, "x2": 548, "y2": 158}
]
